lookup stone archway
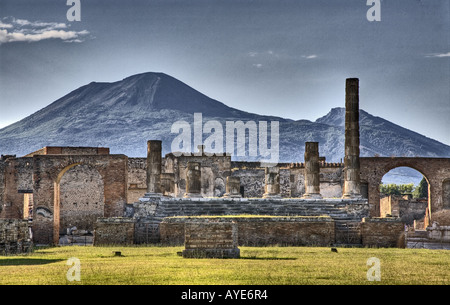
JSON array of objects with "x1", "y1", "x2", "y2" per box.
[
  {"x1": 32, "y1": 154, "x2": 128, "y2": 245},
  {"x1": 360, "y1": 157, "x2": 450, "y2": 222},
  {"x1": 379, "y1": 167, "x2": 429, "y2": 226}
]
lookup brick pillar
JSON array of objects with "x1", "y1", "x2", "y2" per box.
[
  {"x1": 146, "y1": 140, "x2": 162, "y2": 196},
  {"x1": 263, "y1": 166, "x2": 281, "y2": 198},
  {"x1": 223, "y1": 176, "x2": 242, "y2": 198},
  {"x1": 184, "y1": 162, "x2": 202, "y2": 198},
  {"x1": 343, "y1": 78, "x2": 362, "y2": 198},
  {"x1": 303, "y1": 142, "x2": 322, "y2": 199}
]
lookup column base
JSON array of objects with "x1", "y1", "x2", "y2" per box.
[
  {"x1": 302, "y1": 193, "x2": 323, "y2": 199},
  {"x1": 342, "y1": 193, "x2": 362, "y2": 199},
  {"x1": 184, "y1": 193, "x2": 203, "y2": 198},
  {"x1": 262, "y1": 193, "x2": 282, "y2": 199},
  {"x1": 223, "y1": 193, "x2": 242, "y2": 199}
]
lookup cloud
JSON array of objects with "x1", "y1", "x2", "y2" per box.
[
  {"x1": 14, "y1": 18, "x2": 67, "y2": 30},
  {"x1": 302, "y1": 54, "x2": 318, "y2": 59},
  {"x1": 425, "y1": 52, "x2": 450, "y2": 58},
  {"x1": 0, "y1": 17, "x2": 89, "y2": 44},
  {"x1": 0, "y1": 21, "x2": 13, "y2": 29}
]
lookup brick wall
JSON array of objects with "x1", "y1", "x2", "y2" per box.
[
  {"x1": 25, "y1": 146, "x2": 110, "y2": 156},
  {"x1": 361, "y1": 217, "x2": 405, "y2": 248},
  {"x1": 32, "y1": 154, "x2": 128, "y2": 244},
  {"x1": 182, "y1": 219, "x2": 240, "y2": 258},
  {"x1": 127, "y1": 158, "x2": 147, "y2": 203},
  {"x1": 160, "y1": 216, "x2": 335, "y2": 247},
  {"x1": 0, "y1": 157, "x2": 33, "y2": 219},
  {"x1": 93, "y1": 217, "x2": 135, "y2": 245},
  {"x1": 59, "y1": 164, "x2": 105, "y2": 233}
]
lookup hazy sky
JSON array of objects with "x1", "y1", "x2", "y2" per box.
[{"x1": 1, "y1": 0, "x2": 449, "y2": 145}]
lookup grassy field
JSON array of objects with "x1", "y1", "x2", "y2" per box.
[{"x1": 0, "y1": 245, "x2": 449, "y2": 285}]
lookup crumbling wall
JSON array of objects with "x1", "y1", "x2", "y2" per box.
[
  {"x1": 182, "y1": 219, "x2": 240, "y2": 258},
  {"x1": 320, "y1": 166, "x2": 343, "y2": 198},
  {"x1": 379, "y1": 195, "x2": 427, "y2": 226},
  {"x1": 25, "y1": 146, "x2": 110, "y2": 156},
  {"x1": 32, "y1": 154, "x2": 128, "y2": 244},
  {"x1": 360, "y1": 157, "x2": 450, "y2": 217},
  {"x1": 93, "y1": 217, "x2": 135, "y2": 245},
  {"x1": 0, "y1": 219, "x2": 32, "y2": 255},
  {"x1": 232, "y1": 163, "x2": 296, "y2": 198},
  {"x1": 127, "y1": 158, "x2": 147, "y2": 203},
  {"x1": 361, "y1": 217, "x2": 405, "y2": 248},
  {"x1": 160, "y1": 216, "x2": 335, "y2": 247},
  {"x1": 59, "y1": 164, "x2": 105, "y2": 233},
  {"x1": 0, "y1": 157, "x2": 33, "y2": 219},
  {"x1": 231, "y1": 167, "x2": 264, "y2": 198},
  {"x1": 0, "y1": 161, "x2": 5, "y2": 215},
  {"x1": 165, "y1": 153, "x2": 231, "y2": 198}
]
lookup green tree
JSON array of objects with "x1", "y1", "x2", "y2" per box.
[
  {"x1": 413, "y1": 177, "x2": 428, "y2": 199},
  {"x1": 380, "y1": 183, "x2": 414, "y2": 196}
]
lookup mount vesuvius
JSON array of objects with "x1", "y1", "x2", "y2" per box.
[{"x1": 0, "y1": 72, "x2": 449, "y2": 165}]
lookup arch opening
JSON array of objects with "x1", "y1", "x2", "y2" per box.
[
  {"x1": 379, "y1": 166, "x2": 430, "y2": 229},
  {"x1": 54, "y1": 163, "x2": 105, "y2": 245}
]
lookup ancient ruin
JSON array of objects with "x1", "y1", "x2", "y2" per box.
[{"x1": 1, "y1": 78, "x2": 450, "y2": 251}]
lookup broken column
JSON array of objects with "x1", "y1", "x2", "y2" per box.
[
  {"x1": 343, "y1": 78, "x2": 362, "y2": 198},
  {"x1": 184, "y1": 162, "x2": 202, "y2": 198},
  {"x1": 263, "y1": 166, "x2": 281, "y2": 198},
  {"x1": 146, "y1": 140, "x2": 162, "y2": 196},
  {"x1": 303, "y1": 142, "x2": 322, "y2": 199},
  {"x1": 223, "y1": 176, "x2": 242, "y2": 198}
]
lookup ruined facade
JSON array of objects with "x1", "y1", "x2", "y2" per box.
[{"x1": 1, "y1": 78, "x2": 450, "y2": 248}]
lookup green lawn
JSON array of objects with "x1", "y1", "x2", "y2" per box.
[{"x1": 0, "y1": 246, "x2": 449, "y2": 285}]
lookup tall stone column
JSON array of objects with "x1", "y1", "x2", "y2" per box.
[
  {"x1": 303, "y1": 142, "x2": 322, "y2": 199},
  {"x1": 343, "y1": 78, "x2": 362, "y2": 198},
  {"x1": 184, "y1": 162, "x2": 202, "y2": 198},
  {"x1": 223, "y1": 176, "x2": 242, "y2": 198},
  {"x1": 146, "y1": 140, "x2": 162, "y2": 196},
  {"x1": 263, "y1": 166, "x2": 281, "y2": 198}
]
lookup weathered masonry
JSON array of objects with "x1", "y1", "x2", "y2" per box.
[
  {"x1": 0, "y1": 147, "x2": 127, "y2": 245},
  {"x1": 181, "y1": 218, "x2": 240, "y2": 259},
  {"x1": 360, "y1": 157, "x2": 450, "y2": 224},
  {"x1": 1, "y1": 78, "x2": 450, "y2": 249}
]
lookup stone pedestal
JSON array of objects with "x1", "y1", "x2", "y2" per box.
[
  {"x1": 263, "y1": 166, "x2": 281, "y2": 198},
  {"x1": 223, "y1": 176, "x2": 242, "y2": 198},
  {"x1": 146, "y1": 140, "x2": 162, "y2": 197},
  {"x1": 303, "y1": 142, "x2": 322, "y2": 199},
  {"x1": 182, "y1": 219, "x2": 240, "y2": 259},
  {"x1": 184, "y1": 162, "x2": 202, "y2": 198},
  {"x1": 343, "y1": 78, "x2": 362, "y2": 199}
]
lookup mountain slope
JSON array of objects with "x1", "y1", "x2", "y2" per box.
[
  {"x1": 0, "y1": 72, "x2": 449, "y2": 164},
  {"x1": 316, "y1": 107, "x2": 450, "y2": 158}
]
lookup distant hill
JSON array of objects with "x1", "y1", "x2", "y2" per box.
[{"x1": 1, "y1": 72, "x2": 449, "y2": 172}]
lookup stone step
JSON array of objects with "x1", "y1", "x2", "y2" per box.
[{"x1": 153, "y1": 200, "x2": 365, "y2": 223}]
